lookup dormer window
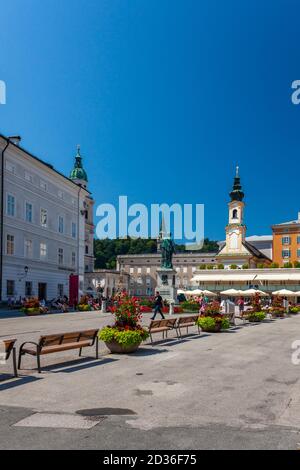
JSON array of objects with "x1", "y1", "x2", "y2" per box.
[{"x1": 232, "y1": 209, "x2": 238, "y2": 219}]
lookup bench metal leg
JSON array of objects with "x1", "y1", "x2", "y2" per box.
[
  {"x1": 150, "y1": 333, "x2": 153, "y2": 346},
  {"x1": 12, "y1": 348, "x2": 18, "y2": 377},
  {"x1": 95, "y1": 338, "x2": 99, "y2": 359},
  {"x1": 79, "y1": 347, "x2": 82, "y2": 357},
  {"x1": 37, "y1": 353, "x2": 41, "y2": 373},
  {"x1": 18, "y1": 348, "x2": 24, "y2": 370}
]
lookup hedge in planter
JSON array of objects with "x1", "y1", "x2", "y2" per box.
[
  {"x1": 196, "y1": 301, "x2": 230, "y2": 332},
  {"x1": 197, "y1": 315, "x2": 230, "y2": 332},
  {"x1": 289, "y1": 306, "x2": 300, "y2": 314},
  {"x1": 247, "y1": 311, "x2": 266, "y2": 322}
]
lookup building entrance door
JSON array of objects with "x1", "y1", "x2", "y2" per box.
[{"x1": 38, "y1": 283, "x2": 47, "y2": 300}]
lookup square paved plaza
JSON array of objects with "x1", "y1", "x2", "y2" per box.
[{"x1": 1, "y1": 311, "x2": 300, "y2": 449}]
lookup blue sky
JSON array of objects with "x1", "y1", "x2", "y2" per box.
[{"x1": 1, "y1": 0, "x2": 300, "y2": 242}]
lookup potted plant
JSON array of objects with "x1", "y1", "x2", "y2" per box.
[
  {"x1": 289, "y1": 306, "x2": 300, "y2": 315},
  {"x1": 196, "y1": 301, "x2": 230, "y2": 332},
  {"x1": 245, "y1": 293, "x2": 266, "y2": 322},
  {"x1": 269, "y1": 296, "x2": 285, "y2": 318},
  {"x1": 20, "y1": 298, "x2": 42, "y2": 316},
  {"x1": 99, "y1": 294, "x2": 149, "y2": 353},
  {"x1": 247, "y1": 311, "x2": 266, "y2": 322}
]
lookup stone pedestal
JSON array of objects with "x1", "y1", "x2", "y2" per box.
[{"x1": 156, "y1": 268, "x2": 177, "y2": 304}]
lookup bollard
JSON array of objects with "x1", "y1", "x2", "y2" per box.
[{"x1": 101, "y1": 300, "x2": 107, "y2": 313}]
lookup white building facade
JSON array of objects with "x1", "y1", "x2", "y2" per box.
[{"x1": 0, "y1": 135, "x2": 92, "y2": 302}]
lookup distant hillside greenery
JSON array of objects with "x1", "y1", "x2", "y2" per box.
[{"x1": 94, "y1": 238, "x2": 219, "y2": 270}]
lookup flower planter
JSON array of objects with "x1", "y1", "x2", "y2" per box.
[
  {"x1": 24, "y1": 309, "x2": 41, "y2": 316},
  {"x1": 271, "y1": 312, "x2": 285, "y2": 319},
  {"x1": 248, "y1": 317, "x2": 264, "y2": 323},
  {"x1": 104, "y1": 340, "x2": 141, "y2": 354}
]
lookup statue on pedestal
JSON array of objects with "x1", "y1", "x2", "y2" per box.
[{"x1": 161, "y1": 235, "x2": 176, "y2": 269}]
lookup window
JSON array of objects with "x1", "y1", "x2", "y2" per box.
[
  {"x1": 85, "y1": 245, "x2": 89, "y2": 255},
  {"x1": 146, "y1": 267, "x2": 150, "y2": 274},
  {"x1": 58, "y1": 216, "x2": 64, "y2": 234},
  {"x1": 282, "y1": 249, "x2": 291, "y2": 258},
  {"x1": 40, "y1": 180, "x2": 47, "y2": 191},
  {"x1": 58, "y1": 248, "x2": 64, "y2": 265},
  {"x1": 6, "y1": 280, "x2": 15, "y2": 296},
  {"x1": 282, "y1": 236, "x2": 291, "y2": 245},
  {"x1": 25, "y1": 202, "x2": 33, "y2": 223},
  {"x1": 297, "y1": 249, "x2": 300, "y2": 258},
  {"x1": 25, "y1": 281, "x2": 32, "y2": 296},
  {"x1": 146, "y1": 277, "x2": 151, "y2": 286},
  {"x1": 40, "y1": 242, "x2": 47, "y2": 259},
  {"x1": 7, "y1": 194, "x2": 15, "y2": 216},
  {"x1": 183, "y1": 267, "x2": 188, "y2": 273},
  {"x1": 24, "y1": 171, "x2": 33, "y2": 183},
  {"x1": 297, "y1": 236, "x2": 300, "y2": 245},
  {"x1": 130, "y1": 267, "x2": 134, "y2": 274},
  {"x1": 85, "y1": 265, "x2": 89, "y2": 271},
  {"x1": 232, "y1": 209, "x2": 238, "y2": 219},
  {"x1": 71, "y1": 222, "x2": 76, "y2": 238},
  {"x1": 40, "y1": 208, "x2": 47, "y2": 227},
  {"x1": 24, "y1": 239, "x2": 33, "y2": 258},
  {"x1": 5, "y1": 160, "x2": 15, "y2": 173},
  {"x1": 72, "y1": 252, "x2": 76, "y2": 267},
  {"x1": 6, "y1": 234, "x2": 14, "y2": 255},
  {"x1": 137, "y1": 276, "x2": 143, "y2": 285},
  {"x1": 137, "y1": 268, "x2": 142, "y2": 273},
  {"x1": 57, "y1": 284, "x2": 64, "y2": 297}
]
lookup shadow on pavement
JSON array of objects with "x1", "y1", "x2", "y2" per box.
[
  {"x1": 41, "y1": 356, "x2": 118, "y2": 374},
  {"x1": 0, "y1": 375, "x2": 41, "y2": 390}
]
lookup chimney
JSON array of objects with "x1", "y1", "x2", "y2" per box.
[{"x1": 8, "y1": 135, "x2": 21, "y2": 146}]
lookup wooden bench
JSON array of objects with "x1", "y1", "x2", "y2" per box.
[
  {"x1": 18, "y1": 329, "x2": 99, "y2": 373},
  {"x1": 1, "y1": 339, "x2": 17, "y2": 377},
  {"x1": 148, "y1": 318, "x2": 179, "y2": 344},
  {"x1": 177, "y1": 315, "x2": 200, "y2": 337}
]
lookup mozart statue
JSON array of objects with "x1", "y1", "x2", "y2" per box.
[{"x1": 161, "y1": 235, "x2": 176, "y2": 269}]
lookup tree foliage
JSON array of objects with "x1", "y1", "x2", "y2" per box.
[{"x1": 94, "y1": 237, "x2": 219, "y2": 269}]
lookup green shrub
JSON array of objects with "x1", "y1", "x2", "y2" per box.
[
  {"x1": 257, "y1": 263, "x2": 265, "y2": 269},
  {"x1": 181, "y1": 301, "x2": 199, "y2": 312},
  {"x1": 217, "y1": 264, "x2": 224, "y2": 269},
  {"x1": 247, "y1": 311, "x2": 265, "y2": 322},
  {"x1": 99, "y1": 326, "x2": 149, "y2": 346},
  {"x1": 21, "y1": 307, "x2": 40, "y2": 314},
  {"x1": 270, "y1": 262, "x2": 279, "y2": 268},
  {"x1": 78, "y1": 304, "x2": 92, "y2": 311},
  {"x1": 294, "y1": 261, "x2": 300, "y2": 268},
  {"x1": 283, "y1": 262, "x2": 293, "y2": 268},
  {"x1": 242, "y1": 264, "x2": 249, "y2": 269},
  {"x1": 206, "y1": 264, "x2": 214, "y2": 270},
  {"x1": 289, "y1": 307, "x2": 300, "y2": 314},
  {"x1": 199, "y1": 264, "x2": 206, "y2": 270},
  {"x1": 230, "y1": 264, "x2": 237, "y2": 269},
  {"x1": 197, "y1": 316, "x2": 230, "y2": 331}
]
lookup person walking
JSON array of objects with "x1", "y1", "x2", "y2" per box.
[
  {"x1": 237, "y1": 296, "x2": 245, "y2": 315},
  {"x1": 151, "y1": 291, "x2": 165, "y2": 320}
]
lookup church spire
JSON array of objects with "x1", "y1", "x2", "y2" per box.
[
  {"x1": 230, "y1": 165, "x2": 244, "y2": 201},
  {"x1": 70, "y1": 145, "x2": 88, "y2": 185}
]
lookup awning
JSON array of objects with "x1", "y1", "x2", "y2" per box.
[{"x1": 191, "y1": 272, "x2": 300, "y2": 282}]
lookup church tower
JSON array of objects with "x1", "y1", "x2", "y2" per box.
[
  {"x1": 70, "y1": 145, "x2": 95, "y2": 273},
  {"x1": 70, "y1": 145, "x2": 88, "y2": 189},
  {"x1": 225, "y1": 165, "x2": 246, "y2": 252}
]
